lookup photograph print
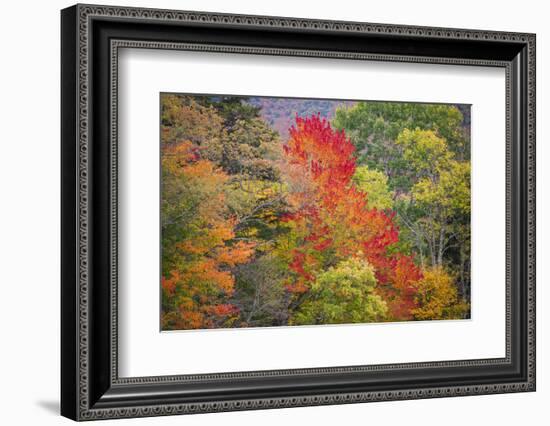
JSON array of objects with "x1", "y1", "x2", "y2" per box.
[{"x1": 160, "y1": 93, "x2": 472, "y2": 331}]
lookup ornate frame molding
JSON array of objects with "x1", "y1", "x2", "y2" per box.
[{"x1": 61, "y1": 4, "x2": 535, "y2": 421}]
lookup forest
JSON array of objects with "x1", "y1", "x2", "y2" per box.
[{"x1": 160, "y1": 93, "x2": 471, "y2": 330}]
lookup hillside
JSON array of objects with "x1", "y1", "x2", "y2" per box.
[{"x1": 247, "y1": 97, "x2": 356, "y2": 139}]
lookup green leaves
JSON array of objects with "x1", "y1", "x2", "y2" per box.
[
  {"x1": 333, "y1": 101, "x2": 468, "y2": 192},
  {"x1": 413, "y1": 160, "x2": 471, "y2": 215},
  {"x1": 397, "y1": 128, "x2": 453, "y2": 177},
  {"x1": 334, "y1": 100, "x2": 472, "y2": 309},
  {"x1": 352, "y1": 166, "x2": 394, "y2": 210},
  {"x1": 291, "y1": 258, "x2": 388, "y2": 325},
  {"x1": 160, "y1": 94, "x2": 472, "y2": 330}
]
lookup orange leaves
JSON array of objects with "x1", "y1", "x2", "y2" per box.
[
  {"x1": 161, "y1": 140, "x2": 255, "y2": 329},
  {"x1": 175, "y1": 222, "x2": 235, "y2": 256},
  {"x1": 215, "y1": 241, "x2": 256, "y2": 268},
  {"x1": 161, "y1": 107, "x2": 438, "y2": 329},
  {"x1": 162, "y1": 141, "x2": 228, "y2": 193},
  {"x1": 162, "y1": 259, "x2": 240, "y2": 329},
  {"x1": 209, "y1": 222, "x2": 236, "y2": 241},
  {"x1": 161, "y1": 273, "x2": 178, "y2": 296},
  {"x1": 178, "y1": 310, "x2": 204, "y2": 330},
  {"x1": 282, "y1": 116, "x2": 398, "y2": 278},
  {"x1": 162, "y1": 141, "x2": 201, "y2": 175},
  {"x1": 186, "y1": 259, "x2": 235, "y2": 294},
  {"x1": 207, "y1": 304, "x2": 240, "y2": 318},
  {"x1": 281, "y1": 115, "x2": 422, "y2": 320},
  {"x1": 374, "y1": 255, "x2": 423, "y2": 320}
]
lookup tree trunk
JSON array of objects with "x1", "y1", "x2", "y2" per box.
[{"x1": 437, "y1": 225, "x2": 445, "y2": 265}]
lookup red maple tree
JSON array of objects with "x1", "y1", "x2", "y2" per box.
[{"x1": 282, "y1": 115, "x2": 422, "y2": 320}]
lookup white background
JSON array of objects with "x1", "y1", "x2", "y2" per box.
[
  {"x1": 0, "y1": 0, "x2": 547, "y2": 425},
  {"x1": 119, "y1": 49, "x2": 505, "y2": 377}
]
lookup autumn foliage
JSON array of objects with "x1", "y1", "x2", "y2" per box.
[
  {"x1": 161, "y1": 141, "x2": 255, "y2": 329},
  {"x1": 281, "y1": 115, "x2": 423, "y2": 320},
  {"x1": 160, "y1": 95, "x2": 471, "y2": 330}
]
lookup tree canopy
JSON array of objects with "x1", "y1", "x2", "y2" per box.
[{"x1": 160, "y1": 95, "x2": 471, "y2": 330}]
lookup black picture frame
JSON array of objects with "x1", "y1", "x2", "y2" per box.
[{"x1": 61, "y1": 4, "x2": 536, "y2": 421}]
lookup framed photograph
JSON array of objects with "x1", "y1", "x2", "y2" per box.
[{"x1": 61, "y1": 4, "x2": 536, "y2": 421}]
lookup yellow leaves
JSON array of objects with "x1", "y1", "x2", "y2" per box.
[
  {"x1": 352, "y1": 166, "x2": 394, "y2": 210},
  {"x1": 161, "y1": 137, "x2": 258, "y2": 329},
  {"x1": 411, "y1": 177, "x2": 439, "y2": 205},
  {"x1": 176, "y1": 296, "x2": 194, "y2": 311},
  {"x1": 162, "y1": 141, "x2": 228, "y2": 189},
  {"x1": 162, "y1": 141, "x2": 193, "y2": 176},
  {"x1": 439, "y1": 161, "x2": 471, "y2": 214},
  {"x1": 225, "y1": 179, "x2": 282, "y2": 218},
  {"x1": 291, "y1": 258, "x2": 388, "y2": 325},
  {"x1": 175, "y1": 220, "x2": 235, "y2": 255},
  {"x1": 412, "y1": 159, "x2": 470, "y2": 215},
  {"x1": 161, "y1": 95, "x2": 226, "y2": 161},
  {"x1": 209, "y1": 222, "x2": 236, "y2": 242},
  {"x1": 185, "y1": 160, "x2": 227, "y2": 184},
  {"x1": 412, "y1": 266, "x2": 467, "y2": 320},
  {"x1": 397, "y1": 128, "x2": 453, "y2": 175}
]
